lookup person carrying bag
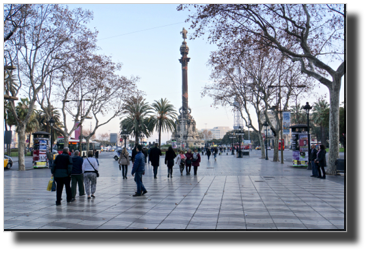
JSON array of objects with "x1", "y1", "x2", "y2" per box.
[{"x1": 82, "y1": 150, "x2": 99, "y2": 199}]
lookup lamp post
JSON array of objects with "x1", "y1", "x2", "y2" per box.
[
  {"x1": 263, "y1": 121, "x2": 269, "y2": 160},
  {"x1": 49, "y1": 117, "x2": 55, "y2": 151},
  {"x1": 302, "y1": 102, "x2": 312, "y2": 170},
  {"x1": 269, "y1": 85, "x2": 306, "y2": 164}
]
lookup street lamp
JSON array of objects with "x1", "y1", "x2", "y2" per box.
[
  {"x1": 302, "y1": 102, "x2": 312, "y2": 170},
  {"x1": 263, "y1": 121, "x2": 269, "y2": 160},
  {"x1": 49, "y1": 117, "x2": 55, "y2": 151}
]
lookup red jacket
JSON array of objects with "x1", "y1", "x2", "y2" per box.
[{"x1": 191, "y1": 153, "x2": 201, "y2": 167}]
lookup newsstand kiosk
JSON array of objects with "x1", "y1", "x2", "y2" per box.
[
  {"x1": 289, "y1": 125, "x2": 309, "y2": 167},
  {"x1": 32, "y1": 131, "x2": 50, "y2": 168}
]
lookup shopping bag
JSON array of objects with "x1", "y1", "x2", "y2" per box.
[
  {"x1": 47, "y1": 176, "x2": 54, "y2": 191},
  {"x1": 51, "y1": 177, "x2": 56, "y2": 192}
]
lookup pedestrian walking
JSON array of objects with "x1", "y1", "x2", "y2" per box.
[
  {"x1": 131, "y1": 145, "x2": 147, "y2": 197},
  {"x1": 310, "y1": 144, "x2": 318, "y2": 177},
  {"x1": 51, "y1": 147, "x2": 73, "y2": 205},
  {"x1": 175, "y1": 150, "x2": 186, "y2": 175},
  {"x1": 82, "y1": 150, "x2": 99, "y2": 199},
  {"x1": 213, "y1": 147, "x2": 218, "y2": 161},
  {"x1": 165, "y1": 146, "x2": 176, "y2": 178},
  {"x1": 131, "y1": 144, "x2": 138, "y2": 163},
  {"x1": 192, "y1": 149, "x2": 201, "y2": 175},
  {"x1": 315, "y1": 144, "x2": 327, "y2": 179},
  {"x1": 148, "y1": 148, "x2": 151, "y2": 164},
  {"x1": 71, "y1": 150, "x2": 85, "y2": 200},
  {"x1": 118, "y1": 148, "x2": 130, "y2": 179},
  {"x1": 149, "y1": 143, "x2": 162, "y2": 178},
  {"x1": 143, "y1": 148, "x2": 148, "y2": 163},
  {"x1": 185, "y1": 149, "x2": 193, "y2": 175},
  {"x1": 47, "y1": 148, "x2": 53, "y2": 168},
  {"x1": 206, "y1": 148, "x2": 211, "y2": 161}
]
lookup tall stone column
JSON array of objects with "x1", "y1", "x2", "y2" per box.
[{"x1": 179, "y1": 40, "x2": 190, "y2": 115}]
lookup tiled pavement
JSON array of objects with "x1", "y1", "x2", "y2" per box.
[{"x1": 3, "y1": 151, "x2": 345, "y2": 231}]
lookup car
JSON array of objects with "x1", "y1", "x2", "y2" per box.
[
  {"x1": 113, "y1": 148, "x2": 133, "y2": 161},
  {"x1": 4, "y1": 155, "x2": 13, "y2": 169},
  {"x1": 255, "y1": 146, "x2": 261, "y2": 150},
  {"x1": 267, "y1": 146, "x2": 271, "y2": 150}
]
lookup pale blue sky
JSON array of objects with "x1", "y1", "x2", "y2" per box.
[{"x1": 7, "y1": 3, "x2": 344, "y2": 144}]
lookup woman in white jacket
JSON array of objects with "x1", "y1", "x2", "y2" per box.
[
  {"x1": 82, "y1": 150, "x2": 99, "y2": 199},
  {"x1": 175, "y1": 150, "x2": 186, "y2": 176}
]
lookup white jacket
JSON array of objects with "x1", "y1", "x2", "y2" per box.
[
  {"x1": 82, "y1": 157, "x2": 99, "y2": 173},
  {"x1": 175, "y1": 154, "x2": 186, "y2": 165}
]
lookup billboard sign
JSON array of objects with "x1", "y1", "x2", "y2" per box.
[
  {"x1": 110, "y1": 133, "x2": 117, "y2": 143},
  {"x1": 282, "y1": 112, "x2": 291, "y2": 135}
]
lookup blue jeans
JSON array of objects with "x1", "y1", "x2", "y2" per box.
[
  {"x1": 134, "y1": 172, "x2": 146, "y2": 194},
  {"x1": 311, "y1": 161, "x2": 318, "y2": 176}
]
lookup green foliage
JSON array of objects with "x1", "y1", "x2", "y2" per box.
[
  {"x1": 120, "y1": 96, "x2": 154, "y2": 144},
  {"x1": 150, "y1": 98, "x2": 177, "y2": 146},
  {"x1": 290, "y1": 104, "x2": 307, "y2": 124}
]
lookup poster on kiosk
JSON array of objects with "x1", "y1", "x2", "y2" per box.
[
  {"x1": 32, "y1": 133, "x2": 50, "y2": 168},
  {"x1": 292, "y1": 133, "x2": 308, "y2": 167}
]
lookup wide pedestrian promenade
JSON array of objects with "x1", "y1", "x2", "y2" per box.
[{"x1": 4, "y1": 150, "x2": 345, "y2": 230}]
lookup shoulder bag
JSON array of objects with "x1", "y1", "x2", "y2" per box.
[{"x1": 86, "y1": 158, "x2": 99, "y2": 177}]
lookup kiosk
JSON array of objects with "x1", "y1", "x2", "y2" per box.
[
  {"x1": 32, "y1": 131, "x2": 50, "y2": 168},
  {"x1": 289, "y1": 125, "x2": 309, "y2": 167}
]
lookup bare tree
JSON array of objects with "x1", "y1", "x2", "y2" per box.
[
  {"x1": 4, "y1": 4, "x2": 95, "y2": 170},
  {"x1": 179, "y1": 4, "x2": 344, "y2": 173}
]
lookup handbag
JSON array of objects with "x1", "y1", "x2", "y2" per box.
[
  {"x1": 51, "y1": 177, "x2": 56, "y2": 191},
  {"x1": 47, "y1": 176, "x2": 54, "y2": 191},
  {"x1": 87, "y1": 158, "x2": 99, "y2": 177}
]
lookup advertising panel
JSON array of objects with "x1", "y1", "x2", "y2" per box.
[{"x1": 282, "y1": 112, "x2": 291, "y2": 135}]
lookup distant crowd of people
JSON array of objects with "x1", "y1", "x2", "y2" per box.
[{"x1": 49, "y1": 142, "x2": 328, "y2": 205}]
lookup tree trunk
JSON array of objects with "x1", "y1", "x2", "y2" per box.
[
  {"x1": 258, "y1": 131, "x2": 265, "y2": 159},
  {"x1": 273, "y1": 135, "x2": 279, "y2": 162},
  {"x1": 17, "y1": 124, "x2": 26, "y2": 171},
  {"x1": 64, "y1": 134, "x2": 69, "y2": 149},
  {"x1": 327, "y1": 81, "x2": 341, "y2": 175}
]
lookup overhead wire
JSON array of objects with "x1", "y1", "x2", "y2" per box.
[{"x1": 97, "y1": 21, "x2": 186, "y2": 41}]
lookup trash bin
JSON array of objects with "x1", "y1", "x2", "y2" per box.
[{"x1": 335, "y1": 159, "x2": 345, "y2": 173}]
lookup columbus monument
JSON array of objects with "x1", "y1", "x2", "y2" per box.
[{"x1": 171, "y1": 28, "x2": 204, "y2": 149}]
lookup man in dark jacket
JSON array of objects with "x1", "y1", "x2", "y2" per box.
[
  {"x1": 131, "y1": 144, "x2": 138, "y2": 163},
  {"x1": 149, "y1": 143, "x2": 162, "y2": 179},
  {"x1": 131, "y1": 145, "x2": 147, "y2": 197},
  {"x1": 310, "y1": 145, "x2": 318, "y2": 177},
  {"x1": 52, "y1": 147, "x2": 73, "y2": 205},
  {"x1": 71, "y1": 150, "x2": 85, "y2": 200}
]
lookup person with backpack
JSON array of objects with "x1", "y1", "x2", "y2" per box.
[
  {"x1": 206, "y1": 148, "x2": 211, "y2": 161},
  {"x1": 131, "y1": 145, "x2": 147, "y2": 197}
]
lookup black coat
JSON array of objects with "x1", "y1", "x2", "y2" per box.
[
  {"x1": 131, "y1": 147, "x2": 137, "y2": 163},
  {"x1": 316, "y1": 149, "x2": 326, "y2": 167},
  {"x1": 149, "y1": 147, "x2": 162, "y2": 167},
  {"x1": 310, "y1": 148, "x2": 317, "y2": 160},
  {"x1": 165, "y1": 150, "x2": 176, "y2": 167}
]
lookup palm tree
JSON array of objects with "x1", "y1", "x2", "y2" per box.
[
  {"x1": 312, "y1": 98, "x2": 329, "y2": 146},
  {"x1": 290, "y1": 104, "x2": 307, "y2": 124},
  {"x1": 120, "y1": 96, "x2": 154, "y2": 144},
  {"x1": 151, "y1": 98, "x2": 177, "y2": 146},
  {"x1": 5, "y1": 98, "x2": 39, "y2": 150},
  {"x1": 35, "y1": 107, "x2": 63, "y2": 141}
]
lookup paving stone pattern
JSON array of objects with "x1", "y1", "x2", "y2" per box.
[{"x1": 4, "y1": 151, "x2": 345, "y2": 231}]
